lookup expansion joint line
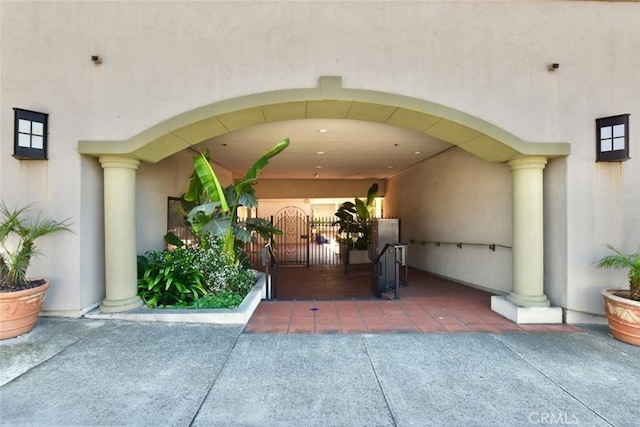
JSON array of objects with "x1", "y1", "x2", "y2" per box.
[
  {"x1": 188, "y1": 331, "x2": 243, "y2": 427},
  {"x1": 361, "y1": 336, "x2": 398, "y2": 427},
  {"x1": 495, "y1": 336, "x2": 615, "y2": 427}
]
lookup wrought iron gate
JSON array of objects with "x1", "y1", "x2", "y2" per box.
[
  {"x1": 271, "y1": 207, "x2": 342, "y2": 266},
  {"x1": 273, "y1": 206, "x2": 309, "y2": 265}
]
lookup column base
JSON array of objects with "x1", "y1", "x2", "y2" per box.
[
  {"x1": 491, "y1": 296, "x2": 563, "y2": 324},
  {"x1": 100, "y1": 295, "x2": 143, "y2": 313},
  {"x1": 506, "y1": 291, "x2": 551, "y2": 307}
]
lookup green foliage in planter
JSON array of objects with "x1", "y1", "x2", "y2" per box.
[
  {"x1": 183, "y1": 290, "x2": 246, "y2": 309},
  {"x1": 595, "y1": 244, "x2": 640, "y2": 301},
  {"x1": 334, "y1": 183, "x2": 378, "y2": 250},
  {"x1": 137, "y1": 234, "x2": 254, "y2": 308},
  {"x1": 137, "y1": 248, "x2": 207, "y2": 307},
  {"x1": 0, "y1": 202, "x2": 71, "y2": 291},
  {"x1": 179, "y1": 138, "x2": 290, "y2": 265}
]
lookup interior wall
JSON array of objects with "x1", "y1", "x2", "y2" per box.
[
  {"x1": 255, "y1": 179, "x2": 384, "y2": 199},
  {"x1": 385, "y1": 148, "x2": 513, "y2": 294},
  {"x1": 312, "y1": 203, "x2": 339, "y2": 219},
  {"x1": 257, "y1": 199, "x2": 311, "y2": 220}
]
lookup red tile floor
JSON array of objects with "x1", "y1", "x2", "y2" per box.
[{"x1": 244, "y1": 265, "x2": 581, "y2": 334}]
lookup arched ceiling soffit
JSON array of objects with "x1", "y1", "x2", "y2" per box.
[{"x1": 78, "y1": 76, "x2": 570, "y2": 164}]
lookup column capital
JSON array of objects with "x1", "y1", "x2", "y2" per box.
[
  {"x1": 507, "y1": 156, "x2": 547, "y2": 171},
  {"x1": 99, "y1": 155, "x2": 140, "y2": 170}
]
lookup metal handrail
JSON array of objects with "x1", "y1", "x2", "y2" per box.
[
  {"x1": 409, "y1": 239, "x2": 511, "y2": 251},
  {"x1": 371, "y1": 243, "x2": 408, "y2": 300},
  {"x1": 372, "y1": 242, "x2": 394, "y2": 264},
  {"x1": 260, "y1": 242, "x2": 279, "y2": 299}
]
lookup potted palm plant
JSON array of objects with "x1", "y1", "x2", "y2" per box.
[
  {"x1": 334, "y1": 183, "x2": 378, "y2": 264},
  {"x1": 595, "y1": 244, "x2": 640, "y2": 346},
  {"x1": 0, "y1": 202, "x2": 71, "y2": 339}
]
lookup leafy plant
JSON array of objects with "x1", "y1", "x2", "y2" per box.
[
  {"x1": 136, "y1": 248, "x2": 207, "y2": 307},
  {"x1": 177, "y1": 138, "x2": 290, "y2": 264},
  {"x1": 334, "y1": 183, "x2": 378, "y2": 250},
  {"x1": 137, "y1": 235, "x2": 255, "y2": 308},
  {"x1": 0, "y1": 202, "x2": 71, "y2": 291},
  {"x1": 187, "y1": 290, "x2": 246, "y2": 309},
  {"x1": 595, "y1": 244, "x2": 640, "y2": 301}
]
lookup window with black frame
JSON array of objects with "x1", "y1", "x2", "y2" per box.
[
  {"x1": 596, "y1": 114, "x2": 630, "y2": 162},
  {"x1": 13, "y1": 108, "x2": 48, "y2": 160}
]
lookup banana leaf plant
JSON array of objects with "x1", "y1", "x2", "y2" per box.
[
  {"x1": 171, "y1": 138, "x2": 290, "y2": 265},
  {"x1": 334, "y1": 183, "x2": 378, "y2": 250}
]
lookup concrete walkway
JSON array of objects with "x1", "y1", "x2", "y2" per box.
[{"x1": 1, "y1": 319, "x2": 638, "y2": 426}]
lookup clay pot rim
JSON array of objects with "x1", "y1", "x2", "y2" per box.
[
  {"x1": 602, "y1": 288, "x2": 640, "y2": 306},
  {"x1": 0, "y1": 279, "x2": 50, "y2": 296}
]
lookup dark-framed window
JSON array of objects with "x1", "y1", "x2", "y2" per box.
[
  {"x1": 596, "y1": 114, "x2": 630, "y2": 162},
  {"x1": 13, "y1": 108, "x2": 48, "y2": 160}
]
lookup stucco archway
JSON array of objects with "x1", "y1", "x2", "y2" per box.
[
  {"x1": 79, "y1": 76, "x2": 570, "y2": 320},
  {"x1": 80, "y1": 76, "x2": 569, "y2": 164}
]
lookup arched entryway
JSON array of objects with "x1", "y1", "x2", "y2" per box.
[{"x1": 78, "y1": 76, "x2": 570, "y2": 322}]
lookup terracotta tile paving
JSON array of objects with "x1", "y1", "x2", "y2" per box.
[{"x1": 244, "y1": 265, "x2": 583, "y2": 335}]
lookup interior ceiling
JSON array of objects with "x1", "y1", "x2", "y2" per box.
[{"x1": 193, "y1": 118, "x2": 453, "y2": 180}]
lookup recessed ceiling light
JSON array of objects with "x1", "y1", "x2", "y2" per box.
[
  {"x1": 317, "y1": 129, "x2": 329, "y2": 133},
  {"x1": 387, "y1": 165, "x2": 394, "y2": 169},
  {"x1": 315, "y1": 166, "x2": 322, "y2": 169},
  {"x1": 317, "y1": 151, "x2": 325, "y2": 155},
  {"x1": 415, "y1": 151, "x2": 421, "y2": 155}
]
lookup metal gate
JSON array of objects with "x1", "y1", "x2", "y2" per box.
[
  {"x1": 271, "y1": 207, "x2": 342, "y2": 266},
  {"x1": 273, "y1": 206, "x2": 309, "y2": 265}
]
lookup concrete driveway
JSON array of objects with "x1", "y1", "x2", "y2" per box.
[{"x1": 1, "y1": 319, "x2": 638, "y2": 426}]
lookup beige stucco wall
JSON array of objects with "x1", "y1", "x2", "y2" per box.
[
  {"x1": 385, "y1": 148, "x2": 513, "y2": 294},
  {"x1": 1, "y1": 1, "x2": 638, "y2": 317}
]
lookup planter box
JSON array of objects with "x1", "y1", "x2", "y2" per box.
[
  {"x1": 348, "y1": 249, "x2": 370, "y2": 264},
  {"x1": 85, "y1": 273, "x2": 268, "y2": 325}
]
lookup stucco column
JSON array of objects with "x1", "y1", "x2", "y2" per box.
[
  {"x1": 507, "y1": 156, "x2": 550, "y2": 307},
  {"x1": 99, "y1": 155, "x2": 143, "y2": 313}
]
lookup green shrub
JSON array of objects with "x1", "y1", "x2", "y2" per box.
[
  {"x1": 137, "y1": 235, "x2": 254, "y2": 308},
  {"x1": 137, "y1": 248, "x2": 207, "y2": 307},
  {"x1": 187, "y1": 290, "x2": 246, "y2": 309}
]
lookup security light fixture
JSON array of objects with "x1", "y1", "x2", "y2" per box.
[
  {"x1": 596, "y1": 114, "x2": 630, "y2": 162},
  {"x1": 13, "y1": 108, "x2": 48, "y2": 160}
]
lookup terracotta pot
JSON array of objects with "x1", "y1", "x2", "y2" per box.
[
  {"x1": 602, "y1": 288, "x2": 640, "y2": 346},
  {"x1": 0, "y1": 280, "x2": 50, "y2": 340}
]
